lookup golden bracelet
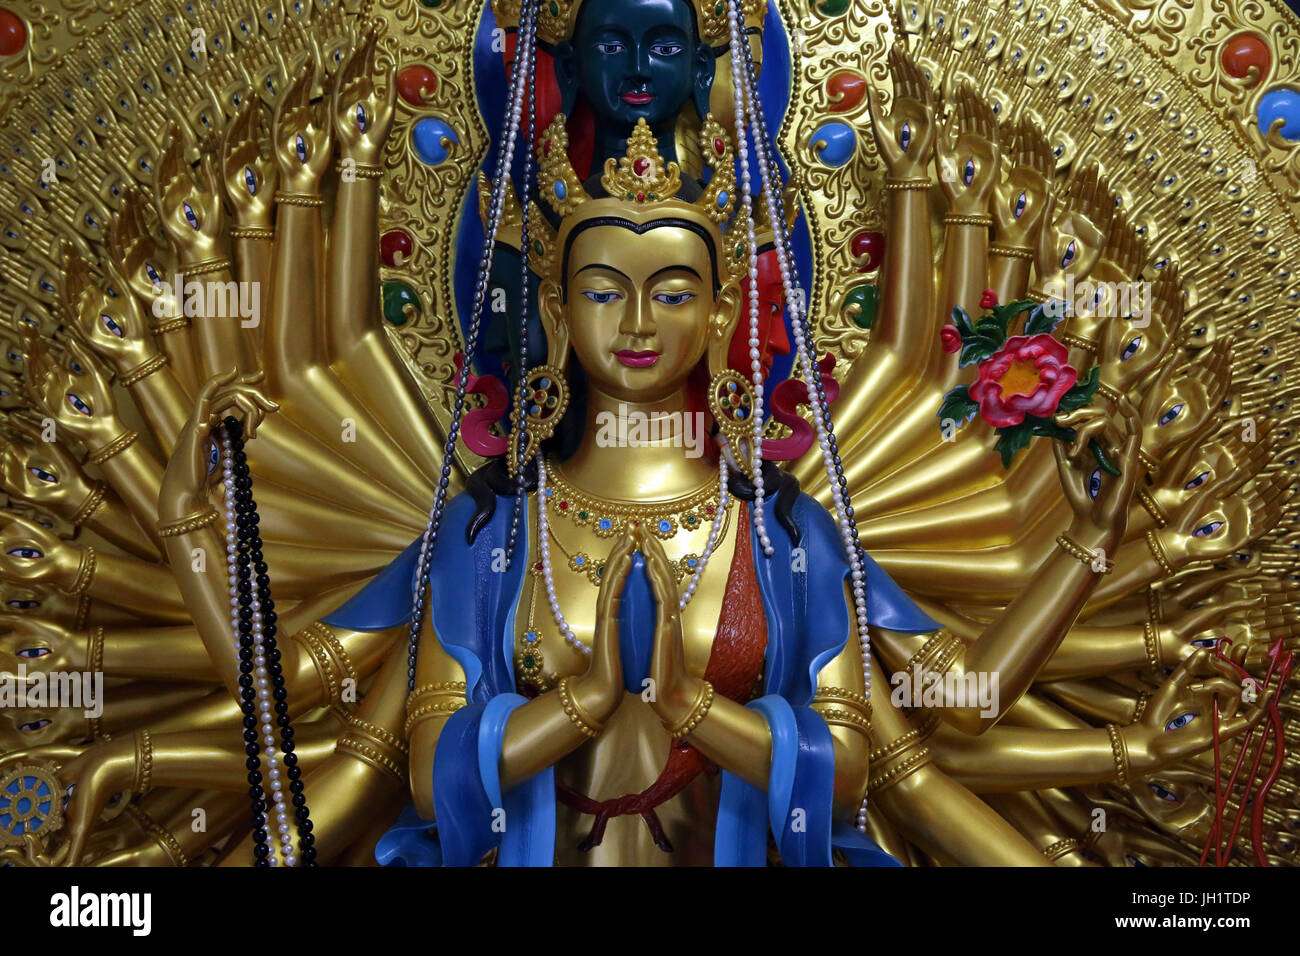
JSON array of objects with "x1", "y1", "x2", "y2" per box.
[
  {"x1": 133, "y1": 729, "x2": 153, "y2": 794},
  {"x1": 275, "y1": 191, "x2": 325, "y2": 207},
  {"x1": 1044, "y1": 837, "x2": 1082, "y2": 861},
  {"x1": 1142, "y1": 619, "x2": 1163, "y2": 675},
  {"x1": 942, "y1": 213, "x2": 994, "y2": 227},
  {"x1": 1106, "y1": 722, "x2": 1130, "y2": 786},
  {"x1": 816, "y1": 706, "x2": 872, "y2": 737},
  {"x1": 1137, "y1": 487, "x2": 1169, "y2": 528},
  {"x1": 1145, "y1": 530, "x2": 1176, "y2": 578},
  {"x1": 338, "y1": 161, "x2": 385, "y2": 179},
  {"x1": 1137, "y1": 447, "x2": 1159, "y2": 475},
  {"x1": 230, "y1": 226, "x2": 274, "y2": 240},
  {"x1": 157, "y1": 508, "x2": 220, "y2": 537},
  {"x1": 85, "y1": 624, "x2": 104, "y2": 676},
  {"x1": 988, "y1": 242, "x2": 1035, "y2": 260},
  {"x1": 119, "y1": 353, "x2": 169, "y2": 387},
  {"x1": 293, "y1": 622, "x2": 358, "y2": 708},
  {"x1": 181, "y1": 257, "x2": 231, "y2": 279},
  {"x1": 404, "y1": 699, "x2": 466, "y2": 737},
  {"x1": 151, "y1": 317, "x2": 190, "y2": 335},
  {"x1": 557, "y1": 677, "x2": 604, "y2": 738},
  {"x1": 1056, "y1": 533, "x2": 1113, "y2": 573},
  {"x1": 1130, "y1": 691, "x2": 1151, "y2": 725},
  {"x1": 70, "y1": 481, "x2": 108, "y2": 526},
  {"x1": 1097, "y1": 380, "x2": 1127, "y2": 404},
  {"x1": 87, "y1": 430, "x2": 139, "y2": 465},
  {"x1": 1026, "y1": 287, "x2": 1048, "y2": 303},
  {"x1": 813, "y1": 684, "x2": 873, "y2": 717},
  {"x1": 67, "y1": 546, "x2": 96, "y2": 596},
  {"x1": 124, "y1": 804, "x2": 190, "y2": 867},
  {"x1": 666, "y1": 680, "x2": 715, "y2": 739},
  {"x1": 868, "y1": 746, "x2": 931, "y2": 794},
  {"x1": 1061, "y1": 332, "x2": 1098, "y2": 354},
  {"x1": 337, "y1": 717, "x2": 409, "y2": 783},
  {"x1": 882, "y1": 177, "x2": 932, "y2": 191}
]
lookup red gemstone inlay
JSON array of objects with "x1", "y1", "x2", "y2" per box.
[
  {"x1": 396, "y1": 65, "x2": 437, "y2": 106},
  {"x1": 0, "y1": 9, "x2": 27, "y2": 58},
  {"x1": 380, "y1": 229, "x2": 414, "y2": 267},
  {"x1": 636, "y1": 192, "x2": 646, "y2": 202},
  {"x1": 850, "y1": 230, "x2": 886, "y2": 272},
  {"x1": 632, "y1": 156, "x2": 651, "y2": 177},
  {"x1": 826, "y1": 71, "x2": 867, "y2": 113},
  {"x1": 1221, "y1": 33, "x2": 1271, "y2": 85},
  {"x1": 714, "y1": 137, "x2": 725, "y2": 154},
  {"x1": 559, "y1": 501, "x2": 569, "y2": 510}
]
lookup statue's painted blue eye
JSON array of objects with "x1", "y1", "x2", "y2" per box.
[
  {"x1": 1061, "y1": 239, "x2": 1076, "y2": 268},
  {"x1": 27, "y1": 466, "x2": 57, "y2": 483},
  {"x1": 1121, "y1": 336, "x2": 1141, "y2": 360},
  {"x1": 1148, "y1": 782, "x2": 1179, "y2": 802},
  {"x1": 1014, "y1": 191, "x2": 1027, "y2": 219},
  {"x1": 19, "y1": 718, "x2": 52, "y2": 732},
  {"x1": 653, "y1": 292, "x2": 695, "y2": 306},
  {"x1": 244, "y1": 166, "x2": 257, "y2": 195},
  {"x1": 7, "y1": 599, "x2": 39, "y2": 609},
  {"x1": 1190, "y1": 637, "x2": 1220, "y2": 648},
  {"x1": 206, "y1": 438, "x2": 220, "y2": 473},
  {"x1": 69, "y1": 360, "x2": 83, "y2": 373},
  {"x1": 16, "y1": 647, "x2": 50, "y2": 659},
  {"x1": 145, "y1": 262, "x2": 162, "y2": 287},
  {"x1": 101, "y1": 313, "x2": 124, "y2": 337},
  {"x1": 66, "y1": 393, "x2": 93, "y2": 416},
  {"x1": 1193, "y1": 521, "x2": 1223, "y2": 538},
  {"x1": 581, "y1": 290, "x2": 622, "y2": 304},
  {"x1": 295, "y1": 134, "x2": 307, "y2": 162},
  {"x1": 1088, "y1": 467, "x2": 1102, "y2": 500},
  {"x1": 899, "y1": 122, "x2": 911, "y2": 153},
  {"x1": 356, "y1": 104, "x2": 367, "y2": 132},
  {"x1": 1165, "y1": 712, "x2": 1197, "y2": 731},
  {"x1": 1184, "y1": 470, "x2": 1209, "y2": 490},
  {"x1": 962, "y1": 157, "x2": 975, "y2": 185},
  {"x1": 1158, "y1": 403, "x2": 1183, "y2": 426},
  {"x1": 7, "y1": 547, "x2": 44, "y2": 559},
  {"x1": 183, "y1": 201, "x2": 199, "y2": 229}
]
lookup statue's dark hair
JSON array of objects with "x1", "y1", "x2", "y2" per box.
[{"x1": 463, "y1": 455, "x2": 803, "y2": 549}]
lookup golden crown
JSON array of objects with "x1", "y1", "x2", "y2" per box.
[{"x1": 491, "y1": 0, "x2": 766, "y2": 47}]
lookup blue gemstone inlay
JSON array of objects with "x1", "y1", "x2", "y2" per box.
[
  {"x1": 810, "y1": 122, "x2": 856, "y2": 167},
  {"x1": 1258, "y1": 86, "x2": 1300, "y2": 141},
  {"x1": 411, "y1": 117, "x2": 458, "y2": 166}
]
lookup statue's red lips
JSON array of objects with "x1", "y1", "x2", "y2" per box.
[
  {"x1": 621, "y1": 91, "x2": 654, "y2": 105},
  {"x1": 615, "y1": 349, "x2": 660, "y2": 367}
]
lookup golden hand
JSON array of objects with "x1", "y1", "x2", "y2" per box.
[
  {"x1": 572, "y1": 531, "x2": 636, "y2": 719},
  {"x1": 67, "y1": 258, "x2": 161, "y2": 376},
  {"x1": 330, "y1": 24, "x2": 398, "y2": 165},
  {"x1": 220, "y1": 100, "x2": 279, "y2": 228},
  {"x1": 273, "y1": 63, "x2": 333, "y2": 193},
  {"x1": 864, "y1": 44, "x2": 936, "y2": 179},
  {"x1": 1148, "y1": 419, "x2": 1273, "y2": 527},
  {"x1": 159, "y1": 368, "x2": 279, "y2": 520},
  {"x1": 0, "y1": 614, "x2": 82, "y2": 676},
  {"x1": 153, "y1": 126, "x2": 225, "y2": 264},
  {"x1": 1035, "y1": 164, "x2": 1112, "y2": 296},
  {"x1": 935, "y1": 84, "x2": 1001, "y2": 216},
  {"x1": 19, "y1": 328, "x2": 122, "y2": 448},
  {"x1": 1154, "y1": 469, "x2": 1290, "y2": 570},
  {"x1": 107, "y1": 185, "x2": 180, "y2": 306},
  {"x1": 29, "y1": 736, "x2": 138, "y2": 866},
  {"x1": 991, "y1": 119, "x2": 1053, "y2": 246},
  {"x1": 1139, "y1": 343, "x2": 1232, "y2": 464},
  {"x1": 1124, "y1": 648, "x2": 1272, "y2": 772},
  {"x1": 0, "y1": 511, "x2": 80, "y2": 590},
  {"x1": 637, "y1": 527, "x2": 702, "y2": 725},
  {"x1": 0, "y1": 422, "x2": 95, "y2": 515},
  {"x1": 1053, "y1": 392, "x2": 1143, "y2": 537}
]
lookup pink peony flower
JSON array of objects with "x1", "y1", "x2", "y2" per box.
[
  {"x1": 940, "y1": 325, "x2": 962, "y2": 354},
  {"x1": 968, "y1": 334, "x2": 1078, "y2": 428}
]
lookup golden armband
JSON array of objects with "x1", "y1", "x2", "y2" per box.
[
  {"x1": 867, "y1": 715, "x2": 936, "y2": 795},
  {"x1": 882, "y1": 177, "x2": 932, "y2": 191},
  {"x1": 69, "y1": 482, "x2": 108, "y2": 526},
  {"x1": 904, "y1": 628, "x2": 963, "y2": 676},
  {"x1": 337, "y1": 715, "x2": 410, "y2": 784},
  {"x1": 230, "y1": 226, "x2": 274, "y2": 240},
  {"x1": 1096, "y1": 380, "x2": 1127, "y2": 405},
  {"x1": 404, "y1": 681, "x2": 467, "y2": 737},
  {"x1": 1106, "y1": 723, "x2": 1131, "y2": 787},
  {"x1": 181, "y1": 257, "x2": 232, "y2": 280},
  {"x1": 812, "y1": 685, "x2": 872, "y2": 738},
  {"x1": 1056, "y1": 533, "x2": 1114, "y2": 573},
  {"x1": 1136, "y1": 487, "x2": 1169, "y2": 528},
  {"x1": 275, "y1": 191, "x2": 325, "y2": 207},
  {"x1": 85, "y1": 625, "x2": 104, "y2": 676},
  {"x1": 557, "y1": 677, "x2": 604, "y2": 739},
  {"x1": 1145, "y1": 530, "x2": 1176, "y2": 579},
  {"x1": 337, "y1": 161, "x2": 385, "y2": 179},
  {"x1": 942, "y1": 213, "x2": 994, "y2": 227},
  {"x1": 988, "y1": 242, "x2": 1035, "y2": 260},
  {"x1": 1060, "y1": 332, "x2": 1098, "y2": 355},
  {"x1": 118, "y1": 353, "x2": 169, "y2": 388},
  {"x1": 1043, "y1": 837, "x2": 1083, "y2": 862},
  {"x1": 157, "y1": 508, "x2": 220, "y2": 537},
  {"x1": 67, "y1": 546, "x2": 96, "y2": 597},
  {"x1": 665, "y1": 680, "x2": 714, "y2": 740},
  {"x1": 87, "y1": 431, "x2": 139, "y2": 466},
  {"x1": 292, "y1": 623, "x2": 359, "y2": 717},
  {"x1": 133, "y1": 729, "x2": 153, "y2": 795}
]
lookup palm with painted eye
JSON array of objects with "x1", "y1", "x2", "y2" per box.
[
  {"x1": 865, "y1": 45, "x2": 936, "y2": 179},
  {"x1": 331, "y1": 25, "x2": 398, "y2": 166},
  {"x1": 1127, "y1": 648, "x2": 1271, "y2": 770},
  {"x1": 153, "y1": 127, "x2": 224, "y2": 263},
  {"x1": 273, "y1": 64, "x2": 333, "y2": 193},
  {"x1": 20, "y1": 329, "x2": 121, "y2": 448},
  {"x1": 220, "y1": 99, "x2": 279, "y2": 228},
  {"x1": 1035, "y1": 166, "x2": 1112, "y2": 295},
  {"x1": 69, "y1": 263, "x2": 159, "y2": 374},
  {"x1": 0, "y1": 615, "x2": 81, "y2": 675},
  {"x1": 1052, "y1": 393, "x2": 1143, "y2": 534},
  {"x1": 1158, "y1": 470, "x2": 1291, "y2": 571},
  {"x1": 1139, "y1": 355, "x2": 1230, "y2": 465},
  {"x1": 0, "y1": 512, "x2": 77, "y2": 589},
  {"x1": 935, "y1": 86, "x2": 1001, "y2": 215},
  {"x1": 0, "y1": 426, "x2": 91, "y2": 513}
]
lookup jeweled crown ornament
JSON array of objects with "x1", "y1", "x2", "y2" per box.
[{"x1": 491, "y1": 0, "x2": 767, "y2": 46}]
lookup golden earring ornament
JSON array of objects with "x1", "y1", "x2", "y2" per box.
[
  {"x1": 508, "y1": 364, "x2": 570, "y2": 476},
  {"x1": 707, "y1": 367, "x2": 759, "y2": 475}
]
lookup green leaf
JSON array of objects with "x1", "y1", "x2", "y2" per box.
[
  {"x1": 1022, "y1": 303, "x2": 1058, "y2": 337},
  {"x1": 951, "y1": 306, "x2": 974, "y2": 338},
  {"x1": 973, "y1": 318, "x2": 1008, "y2": 345},
  {"x1": 1092, "y1": 438, "x2": 1122, "y2": 476},
  {"x1": 1027, "y1": 417, "x2": 1075, "y2": 442},
  {"x1": 992, "y1": 299, "x2": 1038, "y2": 328},
  {"x1": 959, "y1": 334, "x2": 1000, "y2": 367},
  {"x1": 937, "y1": 385, "x2": 978, "y2": 426},
  {"x1": 993, "y1": 422, "x2": 1034, "y2": 468},
  {"x1": 1057, "y1": 365, "x2": 1100, "y2": 413}
]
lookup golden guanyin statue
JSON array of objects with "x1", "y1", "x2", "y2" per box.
[{"x1": 0, "y1": 0, "x2": 1295, "y2": 870}]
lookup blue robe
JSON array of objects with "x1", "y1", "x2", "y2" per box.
[{"x1": 322, "y1": 488, "x2": 938, "y2": 866}]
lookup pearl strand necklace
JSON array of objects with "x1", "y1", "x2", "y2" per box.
[
  {"x1": 724, "y1": 3, "x2": 772, "y2": 558},
  {"x1": 728, "y1": 0, "x2": 874, "y2": 833},
  {"x1": 535, "y1": 455, "x2": 731, "y2": 653},
  {"x1": 222, "y1": 438, "x2": 296, "y2": 866}
]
